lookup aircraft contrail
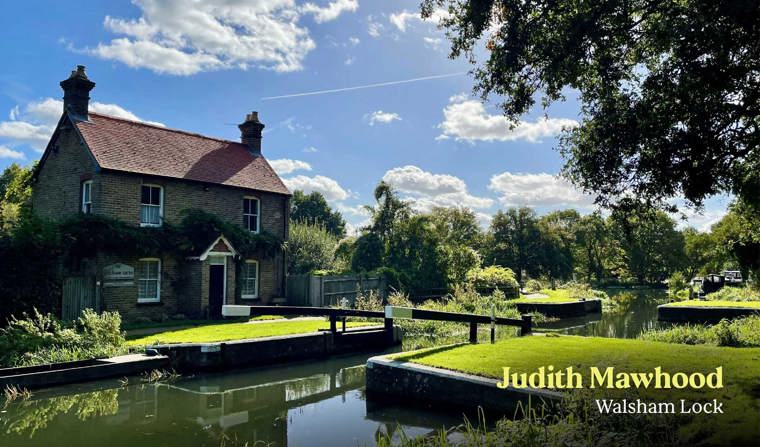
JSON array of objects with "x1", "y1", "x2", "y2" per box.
[{"x1": 261, "y1": 72, "x2": 467, "y2": 100}]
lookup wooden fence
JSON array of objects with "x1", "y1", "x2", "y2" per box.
[{"x1": 286, "y1": 274, "x2": 387, "y2": 307}]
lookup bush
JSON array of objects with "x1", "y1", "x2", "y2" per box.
[
  {"x1": 525, "y1": 279, "x2": 544, "y2": 293},
  {"x1": 287, "y1": 221, "x2": 338, "y2": 274},
  {"x1": 667, "y1": 272, "x2": 688, "y2": 296},
  {"x1": 351, "y1": 233, "x2": 384, "y2": 272},
  {"x1": 466, "y1": 266, "x2": 519, "y2": 297},
  {"x1": 704, "y1": 285, "x2": 760, "y2": 302},
  {"x1": 0, "y1": 308, "x2": 125, "y2": 367}
]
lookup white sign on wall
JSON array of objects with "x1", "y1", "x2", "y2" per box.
[{"x1": 103, "y1": 263, "x2": 134, "y2": 287}]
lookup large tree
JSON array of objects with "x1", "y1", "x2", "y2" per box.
[
  {"x1": 0, "y1": 163, "x2": 34, "y2": 234},
  {"x1": 423, "y1": 0, "x2": 760, "y2": 210},
  {"x1": 290, "y1": 190, "x2": 346, "y2": 238},
  {"x1": 484, "y1": 207, "x2": 541, "y2": 282}
]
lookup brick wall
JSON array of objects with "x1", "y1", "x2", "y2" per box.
[
  {"x1": 97, "y1": 171, "x2": 288, "y2": 238},
  {"x1": 32, "y1": 125, "x2": 98, "y2": 219}
]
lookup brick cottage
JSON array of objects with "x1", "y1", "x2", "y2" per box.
[{"x1": 31, "y1": 66, "x2": 291, "y2": 322}]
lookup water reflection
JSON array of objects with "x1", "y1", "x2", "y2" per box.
[
  {"x1": 536, "y1": 288, "x2": 673, "y2": 338},
  {"x1": 0, "y1": 353, "x2": 461, "y2": 447}
]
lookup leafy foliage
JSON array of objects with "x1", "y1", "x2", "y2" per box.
[
  {"x1": 290, "y1": 190, "x2": 347, "y2": 237},
  {"x1": 0, "y1": 309, "x2": 125, "y2": 367},
  {"x1": 466, "y1": 265, "x2": 519, "y2": 297},
  {"x1": 424, "y1": 0, "x2": 760, "y2": 210},
  {"x1": 0, "y1": 163, "x2": 34, "y2": 235},
  {"x1": 287, "y1": 221, "x2": 338, "y2": 274},
  {"x1": 641, "y1": 316, "x2": 760, "y2": 347},
  {"x1": 351, "y1": 232, "x2": 384, "y2": 272}
]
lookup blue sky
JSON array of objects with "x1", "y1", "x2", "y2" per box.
[{"x1": 0, "y1": 0, "x2": 729, "y2": 232}]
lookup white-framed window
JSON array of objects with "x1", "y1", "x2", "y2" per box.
[
  {"x1": 81, "y1": 180, "x2": 93, "y2": 214},
  {"x1": 140, "y1": 184, "x2": 163, "y2": 227},
  {"x1": 243, "y1": 197, "x2": 260, "y2": 233},
  {"x1": 241, "y1": 260, "x2": 259, "y2": 299},
  {"x1": 137, "y1": 258, "x2": 161, "y2": 303}
]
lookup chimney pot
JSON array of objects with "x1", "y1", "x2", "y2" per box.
[
  {"x1": 60, "y1": 65, "x2": 95, "y2": 120},
  {"x1": 239, "y1": 111, "x2": 265, "y2": 155}
]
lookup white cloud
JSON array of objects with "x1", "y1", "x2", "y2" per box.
[
  {"x1": 366, "y1": 110, "x2": 401, "y2": 126},
  {"x1": 488, "y1": 172, "x2": 595, "y2": 208},
  {"x1": 677, "y1": 208, "x2": 728, "y2": 232},
  {"x1": 301, "y1": 0, "x2": 358, "y2": 23},
  {"x1": 348, "y1": 36, "x2": 360, "y2": 45},
  {"x1": 303, "y1": 146, "x2": 319, "y2": 153},
  {"x1": 344, "y1": 56, "x2": 356, "y2": 66},
  {"x1": 389, "y1": 8, "x2": 450, "y2": 32},
  {"x1": 367, "y1": 15, "x2": 384, "y2": 37},
  {"x1": 268, "y1": 158, "x2": 312, "y2": 175},
  {"x1": 0, "y1": 98, "x2": 161, "y2": 152},
  {"x1": 85, "y1": 0, "x2": 357, "y2": 75},
  {"x1": 423, "y1": 36, "x2": 443, "y2": 50},
  {"x1": 382, "y1": 165, "x2": 493, "y2": 212},
  {"x1": 0, "y1": 145, "x2": 24, "y2": 160},
  {"x1": 438, "y1": 94, "x2": 578, "y2": 143},
  {"x1": 283, "y1": 174, "x2": 351, "y2": 201}
]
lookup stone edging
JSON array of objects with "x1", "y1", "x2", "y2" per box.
[
  {"x1": 515, "y1": 298, "x2": 602, "y2": 318},
  {"x1": 365, "y1": 354, "x2": 562, "y2": 414}
]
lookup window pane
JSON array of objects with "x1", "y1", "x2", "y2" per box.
[
  {"x1": 83, "y1": 183, "x2": 91, "y2": 202},
  {"x1": 243, "y1": 199, "x2": 251, "y2": 214},
  {"x1": 141, "y1": 186, "x2": 150, "y2": 204},
  {"x1": 252, "y1": 199, "x2": 258, "y2": 216},
  {"x1": 151, "y1": 187, "x2": 160, "y2": 205},
  {"x1": 141, "y1": 205, "x2": 160, "y2": 225}
]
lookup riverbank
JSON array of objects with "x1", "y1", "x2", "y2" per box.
[
  {"x1": 373, "y1": 335, "x2": 760, "y2": 445},
  {"x1": 658, "y1": 301, "x2": 760, "y2": 323}
]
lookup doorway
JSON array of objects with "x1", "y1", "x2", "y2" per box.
[{"x1": 208, "y1": 257, "x2": 226, "y2": 318}]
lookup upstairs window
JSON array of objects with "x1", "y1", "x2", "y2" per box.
[
  {"x1": 241, "y1": 260, "x2": 259, "y2": 299},
  {"x1": 137, "y1": 258, "x2": 161, "y2": 303},
  {"x1": 81, "y1": 180, "x2": 92, "y2": 214},
  {"x1": 243, "y1": 197, "x2": 260, "y2": 233},
  {"x1": 140, "y1": 185, "x2": 163, "y2": 227}
]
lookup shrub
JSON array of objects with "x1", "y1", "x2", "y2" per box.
[
  {"x1": 525, "y1": 279, "x2": 544, "y2": 293},
  {"x1": 466, "y1": 266, "x2": 519, "y2": 297},
  {"x1": 287, "y1": 221, "x2": 338, "y2": 275},
  {"x1": 704, "y1": 285, "x2": 760, "y2": 302},
  {"x1": 354, "y1": 290, "x2": 383, "y2": 311},
  {"x1": 667, "y1": 272, "x2": 688, "y2": 296},
  {"x1": 641, "y1": 316, "x2": 760, "y2": 347},
  {"x1": 0, "y1": 308, "x2": 125, "y2": 367}
]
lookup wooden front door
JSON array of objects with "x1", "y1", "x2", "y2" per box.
[{"x1": 209, "y1": 265, "x2": 225, "y2": 318}]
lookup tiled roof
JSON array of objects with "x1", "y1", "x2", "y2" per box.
[{"x1": 73, "y1": 113, "x2": 290, "y2": 195}]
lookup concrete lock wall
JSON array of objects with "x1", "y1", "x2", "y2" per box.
[
  {"x1": 658, "y1": 305, "x2": 760, "y2": 324},
  {"x1": 365, "y1": 356, "x2": 561, "y2": 415},
  {"x1": 515, "y1": 299, "x2": 602, "y2": 318},
  {"x1": 152, "y1": 327, "x2": 401, "y2": 372}
]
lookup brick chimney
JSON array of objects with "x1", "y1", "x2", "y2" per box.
[
  {"x1": 60, "y1": 65, "x2": 95, "y2": 119},
  {"x1": 238, "y1": 111, "x2": 265, "y2": 155}
]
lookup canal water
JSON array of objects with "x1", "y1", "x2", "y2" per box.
[
  {"x1": 0, "y1": 352, "x2": 465, "y2": 447},
  {"x1": 0, "y1": 288, "x2": 668, "y2": 446},
  {"x1": 536, "y1": 288, "x2": 672, "y2": 338}
]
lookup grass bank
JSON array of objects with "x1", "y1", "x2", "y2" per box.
[
  {"x1": 663, "y1": 300, "x2": 760, "y2": 308},
  {"x1": 513, "y1": 289, "x2": 580, "y2": 304},
  {"x1": 127, "y1": 320, "x2": 372, "y2": 346},
  {"x1": 393, "y1": 335, "x2": 760, "y2": 445}
]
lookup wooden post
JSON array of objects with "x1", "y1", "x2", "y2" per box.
[
  {"x1": 342, "y1": 317, "x2": 346, "y2": 332},
  {"x1": 330, "y1": 314, "x2": 337, "y2": 333},
  {"x1": 469, "y1": 321, "x2": 478, "y2": 343},
  {"x1": 384, "y1": 317, "x2": 394, "y2": 343},
  {"x1": 490, "y1": 304, "x2": 495, "y2": 344},
  {"x1": 520, "y1": 314, "x2": 532, "y2": 336}
]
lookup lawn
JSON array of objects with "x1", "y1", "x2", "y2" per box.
[
  {"x1": 393, "y1": 335, "x2": 760, "y2": 445},
  {"x1": 512, "y1": 288, "x2": 580, "y2": 304},
  {"x1": 127, "y1": 319, "x2": 374, "y2": 346},
  {"x1": 663, "y1": 300, "x2": 760, "y2": 308}
]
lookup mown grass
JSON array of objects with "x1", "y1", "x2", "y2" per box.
[
  {"x1": 663, "y1": 300, "x2": 760, "y2": 308},
  {"x1": 513, "y1": 289, "x2": 579, "y2": 304},
  {"x1": 392, "y1": 335, "x2": 760, "y2": 445},
  {"x1": 126, "y1": 320, "x2": 372, "y2": 346}
]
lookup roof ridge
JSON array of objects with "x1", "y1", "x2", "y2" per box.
[{"x1": 88, "y1": 112, "x2": 242, "y2": 146}]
